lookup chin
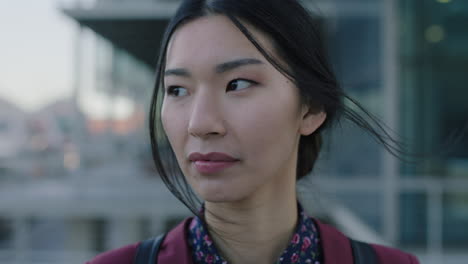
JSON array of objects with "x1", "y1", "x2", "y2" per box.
[
  {"x1": 196, "y1": 184, "x2": 249, "y2": 204},
  {"x1": 199, "y1": 190, "x2": 240, "y2": 203}
]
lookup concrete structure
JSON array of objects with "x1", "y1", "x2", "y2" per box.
[{"x1": 0, "y1": 98, "x2": 28, "y2": 161}]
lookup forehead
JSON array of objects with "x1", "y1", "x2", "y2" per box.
[{"x1": 165, "y1": 15, "x2": 274, "y2": 69}]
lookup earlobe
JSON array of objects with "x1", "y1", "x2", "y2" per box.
[{"x1": 300, "y1": 110, "x2": 326, "y2": 136}]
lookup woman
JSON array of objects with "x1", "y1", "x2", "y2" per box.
[{"x1": 87, "y1": 0, "x2": 419, "y2": 263}]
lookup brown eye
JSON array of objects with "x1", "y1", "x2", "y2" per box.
[
  {"x1": 167, "y1": 86, "x2": 188, "y2": 97},
  {"x1": 226, "y1": 79, "x2": 257, "y2": 92}
]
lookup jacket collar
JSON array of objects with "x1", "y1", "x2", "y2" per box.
[
  {"x1": 158, "y1": 218, "x2": 194, "y2": 264},
  {"x1": 158, "y1": 217, "x2": 353, "y2": 264},
  {"x1": 314, "y1": 219, "x2": 354, "y2": 264}
]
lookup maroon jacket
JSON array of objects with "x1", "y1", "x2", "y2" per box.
[{"x1": 86, "y1": 218, "x2": 419, "y2": 264}]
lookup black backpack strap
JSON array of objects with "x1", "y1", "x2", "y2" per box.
[
  {"x1": 134, "y1": 233, "x2": 167, "y2": 264},
  {"x1": 350, "y1": 239, "x2": 378, "y2": 264}
]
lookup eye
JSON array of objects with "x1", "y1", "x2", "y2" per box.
[
  {"x1": 166, "y1": 86, "x2": 188, "y2": 97},
  {"x1": 226, "y1": 79, "x2": 258, "y2": 92}
]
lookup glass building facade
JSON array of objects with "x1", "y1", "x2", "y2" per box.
[{"x1": 398, "y1": 0, "x2": 468, "y2": 248}]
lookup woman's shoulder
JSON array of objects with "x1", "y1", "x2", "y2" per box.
[
  {"x1": 371, "y1": 243, "x2": 419, "y2": 264},
  {"x1": 84, "y1": 217, "x2": 194, "y2": 264},
  {"x1": 84, "y1": 242, "x2": 140, "y2": 264},
  {"x1": 314, "y1": 218, "x2": 419, "y2": 264}
]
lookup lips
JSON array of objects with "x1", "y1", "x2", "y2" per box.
[
  {"x1": 188, "y1": 152, "x2": 238, "y2": 162},
  {"x1": 188, "y1": 152, "x2": 239, "y2": 174}
]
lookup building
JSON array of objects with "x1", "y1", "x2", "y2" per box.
[
  {"x1": 0, "y1": 98, "x2": 28, "y2": 176},
  {"x1": 0, "y1": 0, "x2": 467, "y2": 263}
]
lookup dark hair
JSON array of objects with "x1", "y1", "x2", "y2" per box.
[{"x1": 149, "y1": 0, "x2": 404, "y2": 216}]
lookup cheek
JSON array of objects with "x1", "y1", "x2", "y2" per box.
[
  {"x1": 161, "y1": 103, "x2": 186, "y2": 153},
  {"x1": 233, "y1": 93, "x2": 301, "y2": 163},
  {"x1": 160, "y1": 104, "x2": 172, "y2": 141}
]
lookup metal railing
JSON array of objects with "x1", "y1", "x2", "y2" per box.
[
  {"x1": 318, "y1": 176, "x2": 468, "y2": 264},
  {"x1": 1, "y1": 176, "x2": 467, "y2": 264}
]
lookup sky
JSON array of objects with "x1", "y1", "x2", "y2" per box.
[
  {"x1": 0, "y1": 0, "x2": 133, "y2": 119},
  {"x1": 0, "y1": 0, "x2": 75, "y2": 111}
]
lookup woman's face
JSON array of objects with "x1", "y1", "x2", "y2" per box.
[{"x1": 162, "y1": 15, "x2": 325, "y2": 203}]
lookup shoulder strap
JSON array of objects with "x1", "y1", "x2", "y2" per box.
[
  {"x1": 134, "y1": 233, "x2": 167, "y2": 264},
  {"x1": 349, "y1": 239, "x2": 378, "y2": 264}
]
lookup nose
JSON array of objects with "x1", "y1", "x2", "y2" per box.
[{"x1": 188, "y1": 93, "x2": 227, "y2": 139}]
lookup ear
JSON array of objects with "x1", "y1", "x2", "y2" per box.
[{"x1": 299, "y1": 106, "x2": 327, "y2": 136}]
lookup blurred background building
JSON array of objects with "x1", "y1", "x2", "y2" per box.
[{"x1": 0, "y1": 0, "x2": 467, "y2": 263}]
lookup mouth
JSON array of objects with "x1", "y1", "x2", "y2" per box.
[{"x1": 188, "y1": 152, "x2": 240, "y2": 174}]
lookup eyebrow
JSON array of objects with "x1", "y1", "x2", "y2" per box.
[{"x1": 164, "y1": 58, "x2": 264, "y2": 77}]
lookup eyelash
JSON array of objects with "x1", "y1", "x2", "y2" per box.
[
  {"x1": 227, "y1": 78, "x2": 258, "y2": 92},
  {"x1": 165, "y1": 78, "x2": 258, "y2": 97},
  {"x1": 166, "y1": 86, "x2": 186, "y2": 97}
]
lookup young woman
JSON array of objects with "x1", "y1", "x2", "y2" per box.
[{"x1": 86, "y1": 0, "x2": 419, "y2": 263}]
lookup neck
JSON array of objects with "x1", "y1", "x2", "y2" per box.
[{"x1": 204, "y1": 192, "x2": 298, "y2": 264}]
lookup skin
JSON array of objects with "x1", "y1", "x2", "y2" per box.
[{"x1": 161, "y1": 15, "x2": 326, "y2": 264}]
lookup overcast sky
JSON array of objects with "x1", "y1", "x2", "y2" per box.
[
  {"x1": 0, "y1": 0, "x2": 134, "y2": 119},
  {"x1": 0, "y1": 0, "x2": 76, "y2": 111}
]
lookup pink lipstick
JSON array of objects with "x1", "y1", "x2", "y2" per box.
[{"x1": 188, "y1": 152, "x2": 239, "y2": 174}]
